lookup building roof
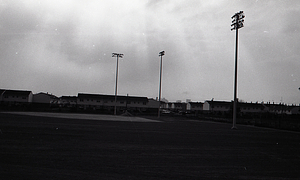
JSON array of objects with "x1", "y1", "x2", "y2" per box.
[
  {"x1": 1, "y1": 89, "x2": 32, "y2": 96},
  {"x1": 34, "y1": 92, "x2": 58, "y2": 99},
  {"x1": 267, "y1": 104, "x2": 298, "y2": 111},
  {"x1": 238, "y1": 102, "x2": 265, "y2": 108},
  {"x1": 173, "y1": 102, "x2": 187, "y2": 105},
  {"x1": 60, "y1": 96, "x2": 77, "y2": 100},
  {"x1": 205, "y1": 100, "x2": 232, "y2": 106},
  {"x1": 188, "y1": 102, "x2": 203, "y2": 105},
  {"x1": 78, "y1": 93, "x2": 148, "y2": 102}
]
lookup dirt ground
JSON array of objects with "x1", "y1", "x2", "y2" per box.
[{"x1": 1, "y1": 112, "x2": 300, "y2": 179}]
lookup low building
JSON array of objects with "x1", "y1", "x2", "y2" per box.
[
  {"x1": 187, "y1": 102, "x2": 203, "y2": 112},
  {"x1": 203, "y1": 100, "x2": 232, "y2": 113},
  {"x1": 147, "y1": 98, "x2": 160, "y2": 108},
  {"x1": 77, "y1": 93, "x2": 148, "y2": 112},
  {"x1": 59, "y1": 96, "x2": 77, "y2": 107},
  {"x1": 0, "y1": 89, "x2": 33, "y2": 104},
  {"x1": 33, "y1": 92, "x2": 58, "y2": 104},
  {"x1": 239, "y1": 102, "x2": 266, "y2": 114},
  {"x1": 267, "y1": 104, "x2": 300, "y2": 115},
  {"x1": 173, "y1": 102, "x2": 187, "y2": 112},
  {"x1": 164, "y1": 102, "x2": 173, "y2": 109}
]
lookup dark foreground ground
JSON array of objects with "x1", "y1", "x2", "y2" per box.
[{"x1": 1, "y1": 113, "x2": 300, "y2": 179}]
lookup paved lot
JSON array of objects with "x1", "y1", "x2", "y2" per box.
[
  {"x1": 3, "y1": 112, "x2": 161, "y2": 122},
  {"x1": 1, "y1": 112, "x2": 300, "y2": 179}
]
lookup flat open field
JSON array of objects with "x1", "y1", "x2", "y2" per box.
[{"x1": 1, "y1": 112, "x2": 300, "y2": 179}]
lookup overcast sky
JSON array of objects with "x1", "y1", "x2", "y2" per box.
[{"x1": 1, "y1": 0, "x2": 300, "y2": 104}]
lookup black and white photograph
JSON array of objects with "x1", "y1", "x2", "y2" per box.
[{"x1": 1, "y1": 0, "x2": 300, "y2": 179}]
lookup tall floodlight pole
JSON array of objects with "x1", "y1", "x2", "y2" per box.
[
  {"x1": 112, "y1": 53, "x2": 124, "y2": 115},
  {"x1": 158, "y1": 51, "x2": 165, "y2": 118},
  {"x1": 231, "y1": 11, "x2": 245, "y2": 129}
]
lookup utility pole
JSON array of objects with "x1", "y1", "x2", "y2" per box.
[
  {"x1": 158, "y1": 51, "x2": 165, "y2": 118},
  {"x1": 112, "y1": 53, "x2": 124, "y2": 115},
  {"x1": 231, "y1": 11, "x2": 245, "y2": 129}
]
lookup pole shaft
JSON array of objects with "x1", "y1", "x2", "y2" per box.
[
  {"x1": 114, "y1": 56, "x2": 119, "y2": 115},
  {"x1": 158, "y1": 55, "x2": 163, "y2": 118},
  {"x1": 233, "y1": 26, "x2": 238, "y2": 129}
]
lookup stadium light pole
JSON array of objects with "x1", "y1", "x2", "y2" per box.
[
  {"x1": 112, "y1": 53, "x2": 124, "y2": 115},
  {"x1": 158, "y1": 51, "x2": 165, "y2": 118},
  {"x1": 231, "y1": 11, "x2": 245, "y2": 129}
]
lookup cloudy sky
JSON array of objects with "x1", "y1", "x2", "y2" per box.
[{"x1": 1, "y1": 0, "x2": 300, "y2": 104}]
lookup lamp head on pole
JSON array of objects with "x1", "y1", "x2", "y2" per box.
[
  {"x1": 112, "y1": 53, "x2": 124, "y2": 58},
  {"x1": 231, "y1": 11, "x2": 245, "y2": 31},
  {"x1": 159, "y1": 51, "x2": 165, "y2": 56}
]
